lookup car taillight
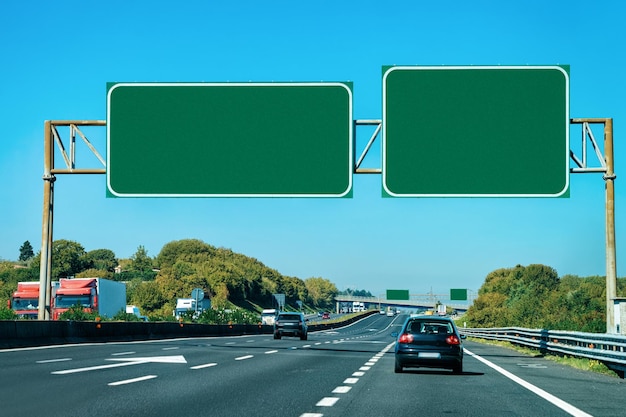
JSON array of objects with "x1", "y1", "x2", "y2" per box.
[
  {"x1": 398, "y1": 333, "x2": 413, "y2": 343},
  {"x1": 446, "y1": 335, "x2": 461, "y2": 345}
]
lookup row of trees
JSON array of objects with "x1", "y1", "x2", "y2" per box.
[
  {"x1": 7, "y1": 239, "x2": 623, "y2": 332},
  {"x1": 462, "y1": 264, "x2": 626, "y2": 332},
  {"x1": 1, "y1": 238, "x2": 341, "y2": 319}
]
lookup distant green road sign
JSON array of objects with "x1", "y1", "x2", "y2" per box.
[
  {"x1": 383, "y1": 66, "x2": 569, "y2": 197},
  {"x1": 386, "y1": 289, "x2": 410, "y2": 301},
  {"x1": 450, "y1": 289, "x2": 468, "y2": 301},
  {"x1": 107, "y1": 82, "x2": 353, "y2": 197}
]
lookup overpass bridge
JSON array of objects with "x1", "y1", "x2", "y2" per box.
[{"x1": 334, "y1": 294, "x2": 472, "y2": 313}]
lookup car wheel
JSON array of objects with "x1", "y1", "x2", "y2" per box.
[
  {"x1": 452, "y1": 361, "x2": 463, "y2": 374},
  {"x1": 394, "y1": 360, "x2": 403, "y2": 373}
]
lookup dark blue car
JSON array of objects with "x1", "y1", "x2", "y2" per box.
[{"x1": 393, "y1": 315, "x2": 465, "y2": 374}]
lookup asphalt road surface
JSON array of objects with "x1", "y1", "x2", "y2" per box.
[{"x1": 1, "y1": 314, "x2": 624, "y2": 417}]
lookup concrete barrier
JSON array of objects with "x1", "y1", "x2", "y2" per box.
[{"x1": 0, "y1": 311, "x2": 377, "y2": 349}]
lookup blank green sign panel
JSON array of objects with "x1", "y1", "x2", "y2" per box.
[
  {"x1": 107, "y1": 82, "x2": 353, "y2": 197},
  {"x1": 383, "y1": 66, "x2": 569, "y2": 197}
]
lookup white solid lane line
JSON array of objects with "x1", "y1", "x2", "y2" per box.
[
  {"x1": 36, "y1": 358, "x2": 72, "y2": 363},
  {"x1": 52, "y1": 360, "x2": 144, "y2": 374},
  {"x1": 108, "y1": 375, "x2": 157, "y2": 386},
  {"x1": 190, "y1": 363, "x2": 217, "y2": 370},
  {"x1": 464, "y1": 348, "x2": 593, "y2": 417}
]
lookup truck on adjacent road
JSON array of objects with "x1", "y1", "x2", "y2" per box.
[
  {"x1": 261, "y1": 308, "x2": 278, "y2": 325},
  {"x1": 173, "y1": 297, "x2": 211, "y2": 320},
  {"x1": 126, "y1": 305, "x2": 148, "y2": 321},
  {"x1": 352, "y1": 301, "x2": 365, "y2": 312},
  {"x1": 52, "y1": 278, "x2": 126, "y2": 320},
  {"x1": 9, "y1": 281, "x2": 59, "y2": 319}
]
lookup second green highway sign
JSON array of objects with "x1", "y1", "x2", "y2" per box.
[{"x1": 383, "y1": 66, "x2": 569, "y2": 197}]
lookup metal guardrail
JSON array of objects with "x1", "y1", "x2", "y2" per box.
[{"x1": 460, "y1": 327, "x2": 626, "y2": 378}]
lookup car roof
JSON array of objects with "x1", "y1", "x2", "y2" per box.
[{"x1": 406, "y1": 315, "x2": 454, "y2": 323}]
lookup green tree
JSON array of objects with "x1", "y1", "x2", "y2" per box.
[
  {"x1": 305, "y1": 277, "x2": 338, "y2": 308},
  {"x1": 76, "y1": 268, "x2": 114, "y2": 279},
  {"x1": 130, "y1": 245, "x2": 153, "y2": 272},
  {"x1": 463, "y1": 264, "x2": 613, "y2": 331},
  {"x1": 132, "y1": 280, "x2": 167, "y2": 312},
  {"x1": 464, "y1": 292, "x2": 510, "y2": 327},
  {"x1": 339, "y1": 288, "x2": 373, "y2": 297},
  {"x1": 51, "y1": 240, "x2": 87, "y2": 279},
  {"x1": 19, "y1": 241, "x2": 34, "y2": 262},
  {"x1": 0, "y1": 306, "x2": 17, "y2": 320},
  {"x1": 156, "y1": 239, "x2": 215, "y2": 269},
  {"x1": 81, "y1": 249, "x2": 117, "y2": 272}
]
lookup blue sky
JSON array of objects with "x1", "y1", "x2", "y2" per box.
[{"x1": 1, "y1": 0, "x2": 624, "y2": 298}]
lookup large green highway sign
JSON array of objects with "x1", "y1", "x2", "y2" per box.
[
  {"x1": 107, "y1": 82, "x2": 353, "y2": 197},
  {"x1": 383, "y1": 66, "x2": 569, "y2": 197},
  {"x1": 450, "y1": 289, "x2": 468, "y2": 301},
  {"x1": 386, "y1": 289, "x2": 410, "y2": 301}
]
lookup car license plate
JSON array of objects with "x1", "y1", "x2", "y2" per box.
[{"x1": 418, "y1": 352, "x2": 441, "y2": 359}]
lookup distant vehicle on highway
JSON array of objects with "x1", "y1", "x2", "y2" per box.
[
  {"x1": 261, "y1": 309, "x2": 278, "y2": 325},
  {"x1": 322, "y1": 312, "x2": 331, "y2": 319},
  {"x1": 392, "y1": 315, "x2": 465, "y2": 374},
  {"x1": 273, "y1": 312, "x2": 308, "y2": 340},
  {"x1": 387, "y1": 310, "x2": 395, "y2": 317}
]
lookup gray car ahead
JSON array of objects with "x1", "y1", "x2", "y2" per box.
[{"x1": 273, "y1": 312, "x2": 308, "y2": 340}]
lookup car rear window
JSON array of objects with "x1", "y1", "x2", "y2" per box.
[
  {"x1": 408, "y1": 320, "x2": 452, "y2": 334},
  {"x1": 278, "y1": 314, "x2": 302, "y2": 321}
]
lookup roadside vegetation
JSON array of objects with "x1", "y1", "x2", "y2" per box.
[
  {"x1": 2, "y1": 242, "x2": 624, "y2": 331},
  {"x1": 1, "y1": 238, "x2": 345, "y2": 322},
  {"x1": 461, "y1": 264, "x2": 626, "y2": 332}
]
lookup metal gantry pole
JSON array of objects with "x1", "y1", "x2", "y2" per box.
[
  {"x1": 603, "y1": 119, "x2": 617, "y2": 333},
  {"x1": 38, "y1": 121, "x2": 54, "y2": 320},
  {"x1": 571, "y1": 118, "x2": 618, "y2": 333},
  {"x1": 37, "y1": 120, "x2": 106, "y2": 320}
]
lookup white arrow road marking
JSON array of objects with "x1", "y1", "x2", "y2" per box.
[{"x1": 51, "y1": 355, "x2": 187, "y2": 375}]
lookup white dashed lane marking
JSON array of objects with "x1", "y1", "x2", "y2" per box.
[
  {"x1": 316, "y1": 397, "x2": 340, "y2": 407},
  {"x1": 299, "y1": 341, "x2": 395, "y2": 417}
]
